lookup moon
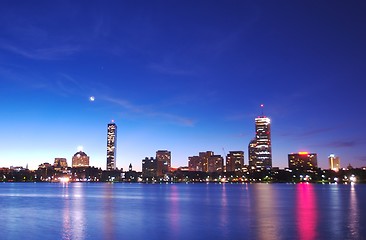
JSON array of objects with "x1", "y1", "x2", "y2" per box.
[{"x1": 89, "y1": 96, "x2": 95, "y2": 102}]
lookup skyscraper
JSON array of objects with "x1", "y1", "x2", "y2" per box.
[
  {"x1": 106, "y1": 121, "x2": 117, "y2": 171},
  {"x1": 250, "y1": 114, "x2": 272, "y2": 170},
  {"x1": 329, "y1": 154, "x2": 340, "y2": 171}
]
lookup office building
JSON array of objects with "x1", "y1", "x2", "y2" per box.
[
  {"x1": 107, "y1": 121, "x2": 117, "y2": 170},
  {"x1": 188, "y1": 156, "x2": 203, "y2": 171},
  {"x1": 72, "y1": 151, "x2": 90, "y2": 167},
  {"x1": 226, "y1": 151, "x2": 244, "y2": 172},
  {"x1": 329, "y1": 154, "x2": 340, "y2": 171},
  {"x1": 208, "y1": 155, "x2": 224, "y2": 173},
  {"x1": 288, "y1": 152, "x2": 318, "y2": 171},
  {"x1": 188, "y1": 151, "x2": 224, "y2": 173},
  {"x1": 248, "y1": 139, "x2": 257, "y2": 169},
  {"x1": 142, "y1": 157, "x2": 157, "y2": 178},
  {"x1": 254, "y1": 116, "x2": 272, "y2": 169},
  {"x1": 54, "y1": 158, "x2": 68, "y2": 170},
  {"x1": 156, "y1": 150, "x2": 171, "y2": 176}
]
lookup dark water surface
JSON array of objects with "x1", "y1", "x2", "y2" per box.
[{"x1": 0, "y1": 183, "x2": 365, "y2": 240}]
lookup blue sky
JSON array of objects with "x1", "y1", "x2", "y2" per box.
[{"x1": 1, "y1": 1, "x2": 366, "y2": 171}]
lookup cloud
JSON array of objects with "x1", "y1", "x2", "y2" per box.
[
  {"x1": 318, "y1": 140, "x2": 361, "y2": 148},
  {"x1": 279, "y1": 127, "x2": 338, "y2": 138},
  {"x1": 310, "y1": 139, "x2": 366, "y2": 149},
  {"x1": 1, "y1": 43, "x2": 81, "y2": 60},
  {"x1": 101, "y1": 96, "x2": 195, "y2": 126}
]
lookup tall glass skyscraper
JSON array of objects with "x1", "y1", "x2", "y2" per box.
[
  {"x1": 106, "y1": 121, "x2": 117, "y2": 170},
  {"x1": 253, "y1": 116, "x2": 272, "y2": 169}
]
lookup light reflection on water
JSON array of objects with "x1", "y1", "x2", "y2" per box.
[
  {"x1": 253, "y1": 184, "x2": 280, "y2": 240},
  {"x1": 296, "y1": 183, "x2": 317, "y2": 240},
  {"x1": 348, "y1": 183, "x2": 359, "y2": 239},
  {"x1": 0, "y1": 183, "x2": 366, "y2": 240}
]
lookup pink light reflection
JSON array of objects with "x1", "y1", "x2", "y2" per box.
[{"x1": 296, "y1": 183, "x2": 317, "y2": 240}]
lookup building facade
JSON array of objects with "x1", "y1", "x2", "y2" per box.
[
  {"x1": 54, "y1": 158, "x2": 68, "y2": 170},
  {"x1": 142, "y1": 157, "x2": 157, "y2": 178},
  {"x1": 288, "y1": 152, "x2": 318, "y2": 171},
  {"x1": 156, "y1": 150, "x2": 171, "y2": 176},
  {"x1": 207, "y1": 155, "x2": 224, "y2": 173},
  {"x1": 254, "y1": 116, "x2": 272, "y2": 169},
  {"x1": 226, "y1": 151, "x2": 244, "y2": 172},
  {"x1": 107, "y1": 122, "x2": 117, "y2": 170},
  {"x1": 72, "y1": 151, "x2": 90, "y2": 168},
  {"x1": 188, "y1": 156, "x2": 203, "y2": 171},
  {"x1": 329, "y1": 154, "x2": 340, "y2": 171},
  {"x1": 248, "y1": 138, "x2": 257, "y2": 169},
  {"x1": 188, "y1": 151, "x2": 224, "y2": 173}
]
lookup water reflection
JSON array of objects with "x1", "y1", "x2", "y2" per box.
[
  {"x1": 63, "y1": 183, "x2": 86, "y2": 240},
  {"x1": 348, "y1": 183, "x2": 359, "y2": 239},
  {"x1": 219, "y1": 183, "x2": 228, "y2": 237},
  {"x1": 103, "y1": 184, "x2": 116, "y2": 240},
  {"x1": 296, "y1": 183, "x2": 317, "y2": 240},
  {"x1": 253, "y1": 184, "x2": 279, "y2": 240},
  {"x1": 62, "y1": 184, "x2": 71, "y2": 240},
  {"x1": 328, "y1": 185, "x2": 341, "y2": 237},
  {"x1": 168, "y1": 185, "x2": 180, "y2": 238}
]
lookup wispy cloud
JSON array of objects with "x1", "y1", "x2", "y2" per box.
[
  {"x1": 1, "y1": 43, "x2": 81, "y2": 60},
  {"x1": 313, "y1": 140, "x2": 364, "y2": 149},
  {"x1": 279, "y1": 127, "x2": 338, "y2": 138},
  {"x1": 100, "y1": 96, "x2": 195, "y2": 126}
]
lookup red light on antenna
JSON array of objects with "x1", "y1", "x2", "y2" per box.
[{"x1": 260, "y1": 104, "x2": 264, "y2": 107}]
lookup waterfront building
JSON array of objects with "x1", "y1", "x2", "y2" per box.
[
  {"x1": 208, "y1": 155, "x2": 224, "y2": 173},
  {"x1": 329, "y1": 154, "x2": 340, "y2": 171},
  {"x1": 200, "y1": 151, "x2": 214, "y2": 172},
  {"x1": 188, "y1": 156, "x2": 203, "y2": 171},
  {"x1": 226, "y1": 151, "x2": 244, "y2": 172},
  {"x1": 254, "y1": 116, "x2": 272, "y2": 169},
  {"x1": 38, "y1": 163, "x2": 52, "y2": 169},
  {"x1": 142, "y1": 157, "x2": 157, "y2": 178},
  {"x1": 156, "y1": 150, "x2": 171, "y2": 176},
  {"x1": 107, "y1": 121, "x2": 117, "y2": 170},
  {"x1": 54, "y1": 158, "x2": 68, "y2": 170},
  {"x1": 248, "y1": 138, "x2": 257, "y2": 169},
  {"x1": 72, "y1": 151, "x2": 90, "y2": 168},
  {"x1": 288, "y1": 152, "x2": 317, "y2": 171},
  {"x1": 188, "y1": 151, "x2": 224, "y2": 173}
]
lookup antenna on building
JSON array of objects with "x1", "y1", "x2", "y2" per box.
[{"x1": 260, "y1": 104, "x2": 264, "y2": 116}]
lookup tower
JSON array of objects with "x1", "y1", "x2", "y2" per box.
[
  {"x1": 329, "y1": 154, "x2": 340, "y2": 171},
  {"x1": 107, "y1": 121, "x2": 117, "y2": 170},
  {"x1": 250, "y1": 104, "x2": 272, "y2": 170}
]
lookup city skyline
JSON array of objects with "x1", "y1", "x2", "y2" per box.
[{"x1": 1, "y1": 1, "x2": 366, "y2": 171}]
